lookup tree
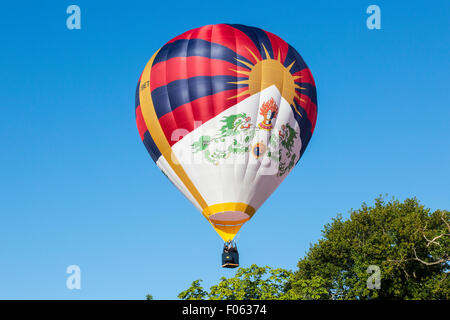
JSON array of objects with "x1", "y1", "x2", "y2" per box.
[
  {"x1": 290, "y1": 196, "x2": 449, "y2": 299},
  {"x1": 145, "y1": 294, "x2": 153, "y2": 300},
  {"x1": 178, "y1": 265, "x2": 292, "y2": 300},
  {"x1": 177, "y1": 197, "x2": 449, "y2": 300},
  {"x1": 178, "y1": 280, "x2": 208, "y2": 300}
]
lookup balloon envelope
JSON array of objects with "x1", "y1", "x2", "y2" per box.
[{"x1": 135, "y1": 24, "x2": 317, "y2": 241}]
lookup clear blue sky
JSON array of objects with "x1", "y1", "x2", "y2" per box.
[{"x1": 0, "y1": 0, "x2": 449, "y2": 299}]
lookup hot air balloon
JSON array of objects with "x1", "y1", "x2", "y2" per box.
[{"x1": 135, "y1": 24, "x2": 317, "y2": 268}]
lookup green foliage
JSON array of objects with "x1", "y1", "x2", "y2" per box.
[
  {"x1": 178, "y1": 265, "x2": 293, "y2": 300},
  {"x1": 291, "y1": 196, "x2": 449, "y2": 299},
  {"x1": 178, "y1": 280, "x2": 208, "y2": 300},
  {"x1": 284, "y1": 275, "x2": 329, "y2": 300},
  {"x1": 208, "y1": 265, "x2": 292, "y2": 300},
  {"x1": 177, "y1": 197, "x2": 449, "y2": 300},
  {"x1": 145, "y1": 294, "x2": 153, "y2": 300}
]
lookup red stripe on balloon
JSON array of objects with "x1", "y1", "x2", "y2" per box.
[
  {"x1": 292, "y1": 68, "x2": 316, "y2": 86},
  {"x1": 159, "y1": 87, "x2": 249, "y2": 146},
  {"x1": 135, "y1": 105, "x2": 148, "y2": 140},
  {"x1": 294, "y1": 95, "x2": 317, "y2": 133},
  {"x1": 211, "y1": 24, "x2": 262, "y2": 65},
  {"x1": 265, "y1": 30, "x2": 289, "y2": 64},
  {"x1": 150, "y1": 56, "x2": 249, "y2": 90},
  {"x1": 165, "y1": 24, "x2": 262, "y2": 66}
]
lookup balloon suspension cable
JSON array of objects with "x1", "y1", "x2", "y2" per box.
[{"x1": 223, "y1": 239, "x2": 238, "y2": 250}]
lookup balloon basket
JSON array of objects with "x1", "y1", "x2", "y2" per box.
[{"x1": 222, "y1": 249, "x2": 239, "y2": 268}]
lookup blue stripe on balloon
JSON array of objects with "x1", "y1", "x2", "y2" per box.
[
  {"x1": 135, "y1": 80, "x2": 140, "y2": 110},
  {"x1": 284, "y1": 45, "x2": 308, "y2": 75},
  {"x1": 151, "y1": 75, "x2": 248, "y2": 119},
  {"x1": 143, "y1": 131, "x2": 162, "y2": 163},
  {"x1": 227, "y1": 24, "x2": 274, "y2": 60},
  {"x1": 227, "y1": 24, "x2": 310, "y2": 82},
  {"x1": 152, "y1": 39, "x2": 253, "y2": 70},
  {"x1": 296, "y1": 82, "x2": 317, "y2": 106},
  {"x1": 135, "y1": 80, "x2": 162, "y2": 163}
]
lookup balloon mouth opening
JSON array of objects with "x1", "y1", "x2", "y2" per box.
[{"x1": 209, "y1": 211, "x2": 250, "y2": 225}]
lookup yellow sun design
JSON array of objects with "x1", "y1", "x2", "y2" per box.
[{"x1": 229, "y1": 44, "x2": 306, "y2": 117}]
